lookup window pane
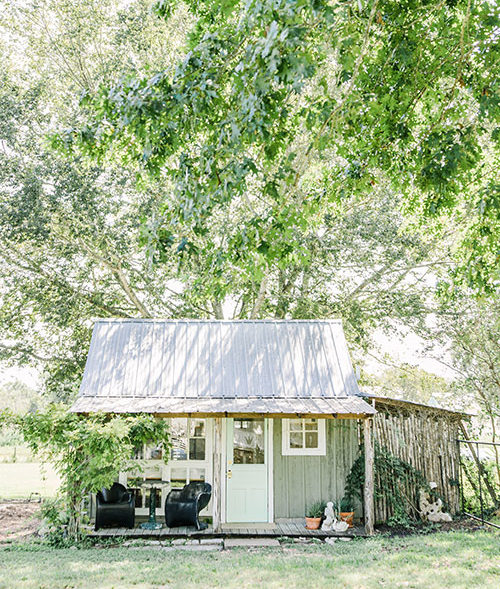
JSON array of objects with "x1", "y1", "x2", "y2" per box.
[
  {"x1": 190, "y1": 419, "x2": 205, "y2": 438},
  {"x1": 171, "y1": 446, "x2": 187, "y2": 460},
  {"x1": 233, "y1": 418, "x2": 265, "y2": 464},
  {"x1": 189, "y1": 468, "x2": 205, "y2": 482},
  {"x1": 170, "y1": 467, "x2": 188, "y2": 488},
  {"x1": 290, "y1": 432, "x2": 303, "y2": 449},
  {"x1": 304, "y1": 419, "x2": 318, "y2": 431},
  {"x1": 133, "y1": 443, "x2": 144, "y2": 460},
  {"x1": 189, "y1": 438, "x2": 206, "y2": 461},
  {"x1": 305, "y1": 432, "x2": 318, "y2": 448},
  {"x1": 289, "y1": 420, "x2": 302, "y2": 431},
  {"x1": 145, "y1": 444, "x2": 163, "y2": 460},
  {"x1": 170, "y1": 418, "x2": 188, "y2": 460}
]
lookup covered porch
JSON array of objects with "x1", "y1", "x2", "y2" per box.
[{"x1": 85, "y1": 413, "x2": 376, "y2": 536}]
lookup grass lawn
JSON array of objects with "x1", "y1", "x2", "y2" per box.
[
  {"x1": 0, "y1": 463, "x2": 60, "y2": 499},
  {"x1": 0, "y1": 531, "x2": 498, "y2": 589}
]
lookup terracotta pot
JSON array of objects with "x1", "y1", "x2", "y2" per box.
[
  {"x1": 305, "y1": 516, "x2": 322, "y2": 530},
  {"x1": 340, "y1": 511, "x2": 354, "y2": 528}
]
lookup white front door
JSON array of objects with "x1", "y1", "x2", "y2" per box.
[{"x1": 226, "y1": 418, "x2": 268, "y2": 522}]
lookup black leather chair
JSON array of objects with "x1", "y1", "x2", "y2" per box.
[
  {"x1": 95, "y1": 482, "x2": 135, "y2": 531},
  {"x1": 165, "y1": 482, "x2": 212, "y2": 530}
]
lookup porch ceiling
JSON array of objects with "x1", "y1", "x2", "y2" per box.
[{"x1": 71, "y1": 394, "x2": 376, "y2": 418}]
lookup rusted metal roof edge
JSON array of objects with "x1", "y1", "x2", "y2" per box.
[{"x1": 362, "y1": 393, "x2": 474, "y2": 417}]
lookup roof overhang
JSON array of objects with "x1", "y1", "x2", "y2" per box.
[{"x1": 71, "y1": 395, "x2": 376, "y2": 419}]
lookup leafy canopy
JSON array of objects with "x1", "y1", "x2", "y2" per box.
[{"x1": 64, "y1": 0, "x2": 500, "y2": 294}]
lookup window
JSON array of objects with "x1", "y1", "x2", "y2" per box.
[
  {"x1": 170, "y1": 418, "x2": 206, "y2": 461},
  {"x1": 282, "y1": 418, "x2": 326, "y2": 456},
  {"x1": 233, "y1": 418, "x2": 265, "y2": 464},
  {"x1": 121, "y1": 418, "x2": 212, "y2": 516}
]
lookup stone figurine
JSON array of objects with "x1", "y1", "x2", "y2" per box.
[
  {"x1": 321, "y1": 502, "x2": 335, "y2": 531},
  {"x1": 419, "y1": 482, "x2": 452, "y2": 523},
  {"x1": 321, "y1": 501, "x2": 350, "y2": 532}
]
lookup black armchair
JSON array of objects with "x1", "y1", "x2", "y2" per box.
[
  {"x1": 95, "y1": 482, "x2": 135, "y2": 531},
  {"x1": 165, "y1": 482, "x2": 212, "y2": 530}
]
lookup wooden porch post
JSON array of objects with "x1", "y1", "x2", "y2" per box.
[
  {"x1": 364, "y1": 417, "x2": 375, "y2": 536},
  {"x1": 213, "y1": 417, "x2": 223, "y2": 533}
]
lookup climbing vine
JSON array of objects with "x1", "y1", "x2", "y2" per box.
[
  {"x1": 344, "y1": 442, "x2": 434, "y2": 528},
  {"x1": 0, "y1": 405, "x2": 171, "y2": 541}
]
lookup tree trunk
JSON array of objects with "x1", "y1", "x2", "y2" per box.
[{"x1": 364, "y1": 418, "x2": 375, "y2": 535}]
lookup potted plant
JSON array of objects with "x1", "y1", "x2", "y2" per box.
[
  {"x1": 305, "y1": 500, "x2": 327, "y2": 530},
  {"x1": 339, "y1": 496, "x2": 355, "y2": 528}
]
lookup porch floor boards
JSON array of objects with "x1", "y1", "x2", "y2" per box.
[{"x1": 88, "y1": 521, "x2": 366, "y2": 539}]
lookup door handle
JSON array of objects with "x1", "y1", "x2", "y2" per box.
[{"x1": 227, "y1": 469, "x2": 232, "y2": 479}]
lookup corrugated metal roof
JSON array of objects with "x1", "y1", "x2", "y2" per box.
[
  {"x1": 73, "y1": 319, "x2": 375, "y2": 416},
  {"x1": 72, "y1": 395, "x2": 375, "y2": 417}
]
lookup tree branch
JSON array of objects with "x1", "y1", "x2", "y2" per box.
[
  {"x1": 250, "y1": 274, "x2": 268, "y2": 319},
  {"x1": 0, "y1": 342, "x2": 66, "y2": 364}
]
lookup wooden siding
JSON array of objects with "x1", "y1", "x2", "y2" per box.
[
  {"x1": 373, "y1": 401, "x2": 461, "y2": 523},
  {"x1": 273, "y1": 418, "x2": 359, "y2": 518}
]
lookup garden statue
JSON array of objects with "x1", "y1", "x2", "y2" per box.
[
  {"x1": 333, "y1": 518, "x2": 349, "y2": 532},
  {"x1": 321, "y1": 501, "x2": 350, "y2": 532},
  {"x1": 321, "y1": 502, "x2": 335, "y2": 531},
  {"x1": 419, "y1": 482, "x2": 452, "y2": 522}
]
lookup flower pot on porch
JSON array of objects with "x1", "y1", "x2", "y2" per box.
[
  {"x1": 339, "y1": 511, "x2": 354, "y2": 528},
  {"x1": 305, "y1": 516, "x2": 322, "y2": 530}
]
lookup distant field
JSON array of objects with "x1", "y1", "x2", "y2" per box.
[
  {"x1": 0, "y1": 446, "x2": 32, "y2": 463},
  {"x1": 0, "y1": 463, "x2": 60, "y2": 499}
]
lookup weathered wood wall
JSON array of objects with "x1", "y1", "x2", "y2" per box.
[
  {"x1": 273, "y1": 418, "x2": 359, "y2": 518},
  {"x1": 373, "y1": 400, "x2": 462, "y2": 523}
]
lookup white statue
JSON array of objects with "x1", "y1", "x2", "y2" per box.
[
  {"x1": 321, "y1": 502, "x2": 335, "y2": 531},
  {"x1": 333, "y1": 518, "x2": 349, "y2": 532},
  {"x1": 322, "y1": 501, "x2": 350, "y2": 532},
  {"x1": 419, "y1": 482, "x2": 452, "y2": 523}
]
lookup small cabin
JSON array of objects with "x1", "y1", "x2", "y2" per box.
[{"x1": 72, "y1": 319, "x2": 464, "y2": 533}]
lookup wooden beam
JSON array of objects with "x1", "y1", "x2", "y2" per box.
[
  {"x1": 364, "y1": 417, "x2": 375, "y2": 536},
  {"x1": 212, "y1": 417, "x2": 223, "y2": 533},
  {"x1": 151, "y1": 412, "x2": 371, "y2": 419}
]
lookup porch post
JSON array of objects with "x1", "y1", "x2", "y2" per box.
[
  {"x1": 213, "y1": 417, "x2": 223, "y2": 533},
  {"x1": 363, "y1": 417, "x2": 375, "y2": 536}
]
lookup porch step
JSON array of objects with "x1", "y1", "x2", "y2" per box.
[{"x1": 224, "y1": 537, "x2": 281, "y2": 548}]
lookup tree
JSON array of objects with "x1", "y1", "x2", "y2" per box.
[
  {"x1": 364, "y1": 365, "x2": 452, "y2": 405},
  {"x1": 67, "y1": 0, "x2": 499, "y2": 296},
  {"x1": 0, "y1": 1, "x2": 190, "y2": 399},
  {"x1": 0, "y1": 379, "x2": 41, "y2": 414},
  {"x1": 1, "y1": 0, "x2": 497, "y2": 403},
  {"x1": 433, "y1": 296, "x2": 500, "y2": 484},
  {"x1": 1, "y1": 2, "x2": 453, "y2": 397},
  {"x1": 1, "y1": 406, "x2": 171, "y2": 540}
]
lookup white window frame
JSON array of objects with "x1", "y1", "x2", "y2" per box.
[
  {"x1": 281, "y1": 418, "x2": 326, "y2": 456},
  {"x1": 119, "y1": 418, "x2": 213, "y2": 516}
]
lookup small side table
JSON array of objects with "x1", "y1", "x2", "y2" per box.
[{"x1": 139, "y1": 480, "x2": 169, "y2": 530}]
